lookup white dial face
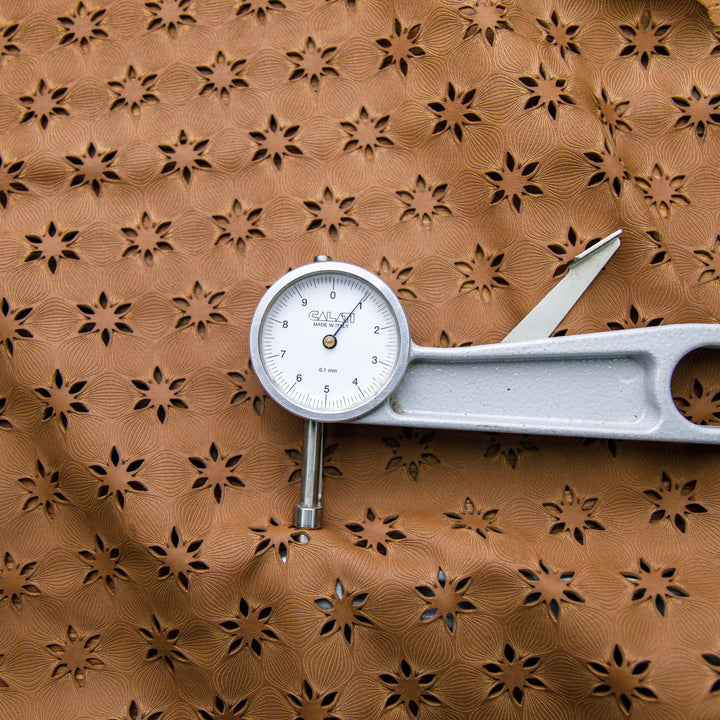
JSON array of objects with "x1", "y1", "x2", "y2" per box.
[{"x1": 257, "y1": 270, "x2": 403, "y2": 418}]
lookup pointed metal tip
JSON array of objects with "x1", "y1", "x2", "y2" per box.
[{"x1": 571, "y1": 229, "x2": 622, "y2": 265}]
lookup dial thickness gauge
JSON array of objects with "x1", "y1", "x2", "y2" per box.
[{"x1": 249, "y1": 260, "x2": 411, "y2": 423}]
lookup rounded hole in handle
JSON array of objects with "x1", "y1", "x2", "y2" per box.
[{"x1": 671, "y1": 348, "x2": 720, "y2": 426}]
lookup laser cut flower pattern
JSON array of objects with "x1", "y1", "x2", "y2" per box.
[
  {"x1": 0, "y1": 299, "x2": 33, "y2": 357},
  {"x1": 173, "y1": 282, "x2": 227, "y2": 338},
  {"x1": 416, "y1": 567, "x2": 475, "y2": 633},
  {"x1": 17, "y1": 461, "x2": 67, "y2": 519},
  {"x1": 159, "y1": 131, "x2": 211, "y2": 184},
  {"x1": 315, "y1": 579, "x2": 372, "y2": 644},
  {"x1": 19, "y1": 80, "x2": 69, "y2": 129},
  {"x1": 380, "y1": 660, "x2": 440, "y2": 717},
  {"x1": 672, "y1": 86, "x2": 720, "y2": 140},
  {"x1": 486, "y1": 152, "x2": 542, "y2": 212},
  {"x1": 376, "y1": 20, "x2": 425, "y2": 76},
  {"x1": 621, "y1": 558, "x2": 688, "y2": 616},
  {"x1": 213, "y1": 200, "x2": 265, "y2": 252},
  {"x1": 634, "y1": 164, "x2": 689, "y2": 218},
  {"x1": 198, "y1": 697, "x2": 250, "y2": 720},
  {"x1": 587, "y1": 644, "x2": 657, "y2": 715},
  {"x1": 138, "y1": 615, "x2": 188, "y2": 672},
  {"x1": 285, "y1": 443, "x2": 341, "y2": 484},
  {"x1": 543, "y1": 485, "x2": 605, "y2": 545},
  {"x1": 484, "y1": 435, "x2": 539, "y2": 468},
  {"x1": 219, "y1": 598, "x2": 278, "y2": 656},
  {"x1": 147, "y1": 526, "x2": 209, "y2": 591},
  {"x1": 547, "y1": 227, "x2": 603, "y2": 278},
  {"x1": 57, "y1": 2, "x2": 108, "y2": 51},
  {"x1": 287, "y1": 37, "x2": 338, "y2": 92},
  {"x1": 455, "y1": 244, "x2": 508, "y2": 302},
  {"x1": 445, "y1": 497, "x2": 503, "y2": 538},
  {"x1": 228, "y1": 367, "x2": 267, "y2": 415},
  {"x1": 458, "y1": 1, "x2": 512, "y2": 45},
  {"x1": 484, "y1": 644, "x2": 546, "y2": 706},
  {"x1": 121, "y1": 212, "x2": 173, "y2": 265},
  {"x1": 47, "y1": 626, "x2": 105, "y2": 686},
  {"x1": 250, "y1": 518, "x2": 309, "y2": 563},
  {"x1": 377, "y1": 257, "x2": 416, "y2": 298},
  {"x1": 702, "y1": 653, "x2": 720, "y2": 694},
  {"x1": 78, "y1": 292, "x2": 133, "y2": 346},
  {"x1": 111, "y1": 700, "x2": 162, "y2": 720},
  {"x1": 428, "y1": 83, "x2": 481, "y2": 142},
  {"x1": 25, "y1": 222, "x2": 79, "y2": 273},
  {"x1": 79, "y1": 535, "x2": 130, "y2": 593},
  {"x1": 304, "y1": 187, "x2": 358, "y2": 241},
  {"x1": 197, "y1": 52, "x2": 247, "y2": 101},
  {"x1": 345, "y1": 508, "x2": 406, "y2": 555},
  {"x1": 0, "y1": 156, "x2": 29, "y2": 209},
  {"x1": 287, "y1": 681, "x2": 341, "y2": 720},
  {"x1": 618, "y1": 15, "x2": 670, "y2": 69},
  {"x1": 383, "y1": 429, "x2": 439, "y2": 481},
  {"x1": 236, "y1": 0, "x2": 285, "y2": 22},
  {"x1": 537, "y1": 10, "x2": 580, "y2": 59},
  {"x1": 145, "y1": 0, "x2": 196, "y2": 37},
  {"x1": 188, "y1": 442, "x2": 244, "y2": 503},
  {"x1": 519, "y1": 560, "x2": 585, "y2": 620},
  {"x1": 607, "y1": 304, "x2": 663, "y2": 330},
  {"x1": 0, "y1": 397, "x2": 10, "y2": 430},
  {"x1": 35, "y1": 369, "x2": 88, "y2": 430},
  {"x1": 0, "y1": 552, "x2": 40, "y2": 609},
  {"x1": 695, "y1": 235, "x2": 720, "y2": 284},
  {"x1": 584, "y1": 140, "x2": 630, "y2": 198},
  {"x1": 250, "y1": 115, "x2": 302, "y2": 170},
  {"x1": 66, "y1": 143, "x2": 120, "y2": 196},
  {"x1": 0, "y1": 22, "x2": 19, "y2": 63},
  {"x1": 595, "y1": 89, "x2": 632, "y2": 138},
  {"x1": 109, "y1": 66, "x2": 159, "y2": 116},
  {"x1": 674, "y1": 378, "x2": 720, "y2": 425},
  {"x1": 643, "y1": 472, "x2": 707, "y2": 533},
  {"x1": 519, "y1": 64, "x2": 575, "y2": 120},
  {"x1": 396, "y1": 175, "x2": 450, "y2": 227},
  {"x1": 89, "y1": 446, "x2": 148, "y2": 509},
  {"x1": 341, "y1": 107, "x2": 393, "y2": 159},
  {"x1": 132, "y1": 366, "x2": 188, "y2": 423}
]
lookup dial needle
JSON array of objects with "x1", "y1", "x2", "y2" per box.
[{"x1": 332, "y1": 293, "x2": 369, "y2": 339}]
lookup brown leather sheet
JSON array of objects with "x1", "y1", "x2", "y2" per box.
[{"x1": 2, "y1": 1, "x2": 720, "y2": 718}]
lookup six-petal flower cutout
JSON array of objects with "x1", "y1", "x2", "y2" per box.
[
  {"x1": 66, "y1": 142, "x2": 120, "y2": 196},
  {"x1": 159, "y1": 130, "x2": 211, "y2": 184},
  {"x1": 287, "y1": 681, "x2": 341, "y2": 720},
  {"x1": 537, "y1": 10, "x2": 580, "y2": 59},
  {"x1": 304, "y1": 187, "x2": 358, "y2": 241},
  {"x1": 138, "y1": 614, "x2": 188, "y2": 672},
  {"x1": 606, "y1": 303, "x2": 663, "y2": 330},
  {"x1": 695, "y1": 235, "x2": 720, "y2": 284},
  {"x1": 587, "y1": 644, "x2": 658, "y2": 715},
  {"x1": 173, "y1": 281, "x2": 227, "y2": 338},
  {"x1": 132, "y1": 366, "x2": 188, "y2": 423},
  {"x1": 416, "y1": 567, "x2": 476, "y2": 633},
  {"x1": 621, "y1": 558, "x2": 688, "y2": 616},
  {"x1": 380, "y1": 659, "x2": 441, "y2": 717},
  {"x1": 0, "y1": 22, "x2": 20, "y2": 63},
  {"x1": 147, "y1": 526, "x2": 209, "y2": 591},
  {"x1": 595, "y1": 88, "x2": 632, "y2": 138},
  {"x1": 219, "y1": 598, "x2": 278, "y2": 656},
  {"x1": 145, "y1": 0, "x2": 196, "y2": 37},
  {"x1": 484, "y1": 643, "x2": 546, "y2": 706},
  {"x1": 250, "y1": 517, "x2": 309, "y2": 563},
  {"x1": 584, "y1": 140, "x2": 630, "y2": 198},
  {"x1": 25, "y1": 221, "x2": 79, "y2": 273},
  {"x1": 57, "y1": 2, "x2": 108, "y2": 51},
  {"x1": 250, "y1": 115, "x2": 303, "y2": 170},
  {"x1": 341, "y1": 106, "x2": 393, "y2": 159},
  {"x1": 77, "y1": 292, "x2": 133, "y2": 346},
  {"x1": 213, "y1": 199, "x2": 265, "y2": 252},
  {"x1": 484, "y1": 434, "x2": 539, "y2": 469},
  {"x1": 376, "y1": 19, "x2": 425, "y2": 76},
  {"x1": 315, "y1": 578, "x2": 373, "y2": 644},
  {"x1": 546, "y1": 227, "x2": 604, "y2": 278},
  {"x1": 0, "y1": 397, "x2": 10, "y2": 429},
  {"x1": 396, "y1": 175, "x2": 451, "y2": 227},
  {"x1": 109, "y1": 66, "x2": 159, "y2": 117},
  {"x1": 445, "y1": 497, "x2": 504, "y2": 538},
  {"x1": 455, "y1": 244, "x2": 508, "y2": 302},
  {"x1": 672, "y1": 85, "x2": 720, "y2": 140},
  {"x1": 89, "y1": 445, "x2": 148, "y2": 509},
  {"x1": 383, "y1": 428, "x2": 440, "y2": 481},
  {"x1": 111, "y1": 700, "x2": 163, "y2": 720},
  {"x1": 0, "y1": 155, "x2": 29, "y2": 209},
  {"x1": 486, "y1": 152, "x2": 542, "y2": 212},
  {"x1": 197, "y1": 51, "x2": 248, "y2": 101},
  {"x1": 79, "y1": 535, "x2": 130, "y2": 594},
  {"x1": 19, "y1": 80, "x2": 69, "y2": 129},
  {"x1": 519, "y1": 560, "x2": 585, "y2": 620},
  {"x1": 47, "y1": 625, "x2": 105, "y2": 686},
  {"x1": 702, "y1": 653, "x2": 720, "y2": 694},
  {"x1": 634, "y1": 163, "x2": 689, "y2": 218},
  {"x1": 0, "y1": 551, "x2": 41, "y2": 609},
  {"x1": 458, "y1": 1, "x2": 512, "y2": 45},
  {"x1": 35, "y1": 369, "x2": 89, "y2": 430},
  {"x1": 345, "y1": 507, "x2": 406, "y2": 555},
  {"x1": 377, "y1": 257, "x2": 416, "y2": 299},
  {"x1": 643, "y1": 471, "x2": 707, "y2": 533},
  {"x1": 519, "y1": 64, "x2": 575, "y2": 120},
  {"x1": 428, "y1": 83, "x2": 481, "y2": 142},
  {"x1": 236, "y1": 0, "x2": 286, "y2": 22},
  {"x1": 618, "y1": 15, "x2": 670, "y2": 69},
  {"x1": 0, "y1": 298, "x2": 33, "y2": 357},
  {"x1": 285, "y1": 442, "x2": 341, "y2": 484},
  {"x1": 543, "y1": 485, "x2": 605, "y2": 545},
  {"x1": 228, "y1": 366, "x2": 268, "y2": 415},
  {"x1": 674, "y1": 378, "x2": 720, "y2": 425},
  {"x1": 198, "y1": 697, "x2": 251, "y2": 720},
  {"x1": 287, "y1": 37, "x2": 338, "y2": 92},
  {"x1": 121, "y1": 212, "x2": 173, "y2": 265},
  {"x1": 188, "y1": 442, "x2": 244, "y2": 503},
  {"x1": 17, "y1": 460, "x2": 67, "y2": 519}
]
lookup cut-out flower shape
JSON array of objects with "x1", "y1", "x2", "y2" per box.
[
  {"x1": 89, "y1": 445, "x2": 148, "y2": 509},
  {"x1": 79, "y1": 535, "x2": 129, "y2": 593},
  {"x1": 618, "y1": 15, "x2": 670, "y2": 69},
  {"x1": 455, "y1": 244, "x2": 508, "y2": 302},
  {"x1": 285, "y1": 442, "x2": 341, "y2": 484},
  {"x1": 315, "y1": 578, "x2": 372, "y2": 644},
  {"x1": 109, "y1": 66, "x2": 159, "y2": 117},
  {"x1": 35, "y1": 369, "x2": 88, "y2": 430},
  {"x1": 695, "y1": 235, "x2": 720, "y2": 284},
  {"x1": 17, "y1": 460, "x2": 67, "y2": 519},
  {"x1": 148, "y1": 526, "x2": 208, "y2": 591},
  {"x1": 416, "y1": 567, "x2": 475, "y2": 633},
  {"x1": 0, "y1": 155, "x2": 29, "y2": 209},
  {"x1": 396, "y1": 175, "x2": 451, "y2": 227},
  {"x1": 672, "y1": 85, "x2": 720, "y2": 140},
  {"x1": 228, "y1": 367, "x2": 267, "y2": 415},
  {"x1": 380, "y1": 660, "x2": 440, "y2": 717},
  {"x1": 519, "y1": 64, "x2": 575, "y2": 120},
  {"x1": 607, "y1": 304, "x2": 663, "y2": 331},
  {"x1": 674, "y1": 378, "x2": 720, "y2": 425},
  {"x1": 595, "y1": 88, "x2": 631, "y2": 137},
  {"x1": 621, "y1": 558, "x2": 688, "y2": 616},
  {"x1": 519, "y1": 560, "x2": 584, "y2": 620},
  {"x1": 484, "y1": 643, "x2": 546, "y2": 705},
  {"x1": 486, "y1": 152, "x2": 542, "y2": 212},
  {"x1": 0, "y1": 397, "x2": 10, "y2": 429},
  {"x1": 58, "y1": 2, "x2": 107, "y2": 51},
  {"x1": 345, "y1": 508, "x2": 406, "y2": 555},
  {"x1": 145, "y1": 0, "x2": 196, "y2": 37},
  {"x1": 78, "y1": 292, "x2": 132, "y2": 346},
  {"x1": 138, "y1": 614, "x2": 188, "y2": 672},
  {"x1": 47, "y1": 626, "x2": 105, "y2": 686},
  {"x1": 376, "y1": 19, "x2": 425, "y2": 76},
  {"x1": 378, "y1": 257, "x2": 416, "y2": 299},
  {"x1": 543, "y1": 485, "x2": 605, "y2": 545},
  {"x1": 0, "y1": 22, "x2": 19, "y2": 63},
  {"x1": 121, "y1": 212, "x2": 173, "y2": 266},
  {"x1": 588, "y1": 644, "x2": 657, "y2": 715},
  {"x1": 198, "y1": 697, "x2": 250, "y2": 720},
  {"x1": 0, "y1": 551, "x2": 40, "y2": 609},
  {"x1": 584, "y1": 140, "x2": 629, "y2": 199},
  {"x1": 250, "y1": 115, "x2": 303, "y2": 170},
  {"x1": 484, "y1": 434, "x2": 539, "y2": 468},
  {"x1": 428, "y1": 83, "x2": 481, "y2": 142},
  {"x1": 197, "y1": 51, "x2": 247, "y2": 101},
  {"x1": 703, "y1": 653, "x2": 720, "y2": 694},
  {"x1": 341, "y1": 106, "x2": 393, "y2": 159},
  {"x1": 644, "y1": 471, "x2": 707, "y2": 533},
  {"x1": 287, "y1": 681, "x2": 341, "y2": 720},
  {"x1": 445, "y1": 497, "x2": 503, "y2": 538},
  {"x1": 458, "y1": 1, "x2": 512, "y2": 45},
  {"x1": 19, "y1": 80, "x2": 69, "y2": 129},
  {"x1": 132, "y1": 366, "x2": 188, "y2": 423},
  {"x1": 0, "y1": 655, "x2": 6, "y2": 688},
  {"x1": 213, "y1": 199, "x2": 265, "y2": 252},
  {"x1": 304, "y1": 187, "x2": 358, "y2": 241},
  {"x1": 537, "y1": 10, "x2": 580, "y2": 59},
  {"x1": 250, "y1": 517, "x2": 309, "y2": 563},
  {"x1": 25, "y1": 221, "x2": 79, "y2": 273},
  {"x1": 66, "y1": 142, "x2": 120, "y2": 196},
  {"x1": 547, "y1": 227, "x2": 603, "y2": 278},
  {"x1": 159, "y1": 130, "x2": 211, "y2": 184},
  {"x1": 644, "y1": 229, "x2": 669, "y2": 266},
  {"x1": 189, "y1": 442, "x2": 243, "y2": 503},
  {"x1": 634, "y1": 164, "x2": 689, "y2": 218},
  {"x1": 0, "y1": 298, "x2": 33, "y2": 357},
  {"x1": 219, "y1": 598, "x2": 277, "y2": 657},
  {"x1": 111, "y1": 700, "x2": 163, "y2": 720},
  {"x1": 383, "y1": 428, "x2": 439, "y2": 481},
  {"x1": 173, "y1": 281, "x2": 227, "y2": 339},
  {"x1": 236, "y1": 0, "x2": 285, "y2": 22},
  {"x1": 287, "y1": 37, "x2": 338, "y2": 92}
]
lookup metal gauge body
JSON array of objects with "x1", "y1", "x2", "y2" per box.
[{"x1": 249, "y1": 261, "x2": 411, "y2": 423}]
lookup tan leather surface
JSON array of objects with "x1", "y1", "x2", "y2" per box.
[{"x1": 2, "y1": 1, "x2": 720, "y2": 718}]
